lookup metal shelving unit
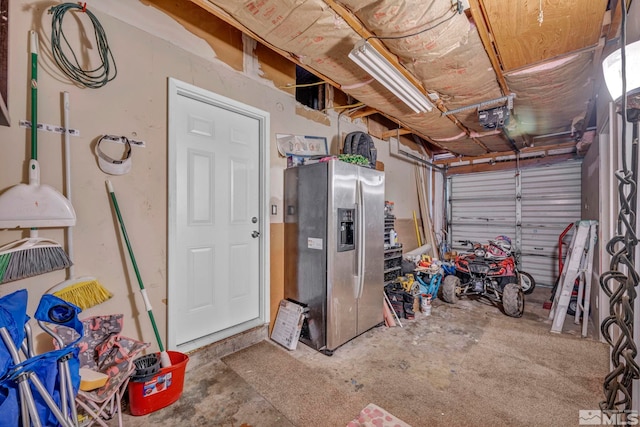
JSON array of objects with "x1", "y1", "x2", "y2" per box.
[{"x1": 384, "y1": 213, "x2": 402, "y2": 284}]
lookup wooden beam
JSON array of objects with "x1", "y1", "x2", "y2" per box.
[
  {"x1": 366, "y1": 109, "x2": 444, "y2": 151},
  {"x1": 524, "y1": 141, "x2": 581, "y2": 153},
  {"x1": 468, "y1": 0, "x2": 510, "y2": 93},
  {"x1": 446, "y1": 153, "x2": 578, "y2": 175},
  {"x1": 606, "y1": 0, "x2": 622, "y2": 40},
  {"x1": 434, "y1": 141, "x2": 579, "y2": 166},
  {"x1": 189, "y1": 0, "x2": 342, "y2": 88},
  {"x1": 381, "y1": 128, "x2": 412, "y2": 139},
  {"x1": 324, "y1": 0, "x2": 490, "y2": 154},
  {"x1": 190, "y1": 0, "x2": 488, "y2": 154},
  {"x1": 348, "y1": 107, "x2": 377, "y2": 120}
]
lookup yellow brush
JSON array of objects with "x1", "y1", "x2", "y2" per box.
[{"x1": 51, "y1": 277, "x2": 113, "y2": 310}]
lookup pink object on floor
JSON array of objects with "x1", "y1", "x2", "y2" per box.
[{"x1": 347, "y1": 403, "x2": 412, "y2": 427}]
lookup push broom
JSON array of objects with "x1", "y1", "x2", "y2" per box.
[
  {"x1": 106, "y1": 180, "x2": 171, "y2": 368},
  {"x1": 0, "y1": 31, "x2": 75, "y2": 283},
  {"x1": 48, "y1": 92, "x2": 112, "y2": 309}
]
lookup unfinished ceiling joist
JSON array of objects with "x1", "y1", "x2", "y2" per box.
[
  {"x1": 325, "y1": 0, "x2": 497, "y2": 154},
  {"x1": 467, "y1": 0, "x2": 511, "y2": 94},
  {"x1": 446, "y1": 153, "x2": 578, "y2": 175},
  {"x1": 182, "y1": 0, "x2": 618, "y2": 164},
  {"x1": 347, "y1": 107, "x2": 378, "y2": 120},
  {"x1": 381, "y1": 128, "x2": 412, "y2": 139},
  {"x1": 189, "y1": 0, "x2": 342, "y2": 87},
  {"x1": 434, "y1": 141, "x2": 580, "y2": 168}
]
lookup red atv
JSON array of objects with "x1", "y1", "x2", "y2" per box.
[{"x1": 441, "y1": 237, "x2": 530, "y2": 317}]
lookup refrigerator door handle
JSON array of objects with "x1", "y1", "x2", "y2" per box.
[{"x1": 356, "y1": 179, "x2": 366, "y2": 299}]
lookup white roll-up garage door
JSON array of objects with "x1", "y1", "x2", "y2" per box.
[
  {"x1": 520, "y1": 163, "x2": 582, "y2": 287},
  {"x1": 448, "y1": 161, "x2": 582, "y2": 287},
  {"x1": 449, "y1": 169, "x2": 517, "y2": 251}
]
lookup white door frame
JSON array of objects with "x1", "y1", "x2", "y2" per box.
[{"x1": 167, "y1": 77, "x2": 270, "y2": 353}]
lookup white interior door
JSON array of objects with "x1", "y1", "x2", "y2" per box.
[{"x1": 168, "y1": 79, "x2": 269, "y2": 352}]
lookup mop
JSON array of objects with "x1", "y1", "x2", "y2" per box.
[
  {"x1": 106, "y1": 180, "x2": 171, "y2": 368},
  {"x1": 0, "y1": 31, "x2": 74, "y2": 284},
  {"x1": 48, "y1": 92, "x2": 112, "y2": 309}
]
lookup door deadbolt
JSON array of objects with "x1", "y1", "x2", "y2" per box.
[
  {"x1": 252, "y1": 231, "x2": 260, "y2": 238},
  {"x1": 252, "y1": 217, "x2": 258, "y2": 223}
]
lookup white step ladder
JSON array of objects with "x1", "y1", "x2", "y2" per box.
[{"x1": 548, "y1": 220, "x2": 598, "y2": 335}]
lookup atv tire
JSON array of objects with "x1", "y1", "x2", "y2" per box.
[
  {"x1": 518, "y1": 271, "x2": 536, "y2": 295},
  {"x1": 503, "y1": 283, "x2": 524, "y2": 317},
  {"x1": 568, "y1": 295, "x2": 578, "y2": 316},
  {"x1": 442, "y1": 275, "x2": 460, "y2": 304}
]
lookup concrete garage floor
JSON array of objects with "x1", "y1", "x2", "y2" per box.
[{"x1": 118, "y1": 286, "x2": 609, "y2": 427}]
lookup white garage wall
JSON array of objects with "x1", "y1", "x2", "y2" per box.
[{"x1": 0, "y1": 2, "x2": 419, "y2": 350}]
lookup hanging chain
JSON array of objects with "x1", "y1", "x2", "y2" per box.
[
  {"x1": 599, "y1": 0, "x2": 640, "y2": 410},
  {"x1": 600, "y1": 117, "x2": 640, "y2": 411}
]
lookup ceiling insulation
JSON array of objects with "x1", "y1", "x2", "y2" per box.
[
  {"x1": 193, "y1": 0, "x2": 613, "y2": 162},
  {"x1": 341, "y1": 0, "x2": 503, "y2": 109},
  {"x1": 506, "y1": 50, "x2": 596, "y2": 138}
]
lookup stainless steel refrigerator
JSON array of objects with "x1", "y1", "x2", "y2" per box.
[{"x1": 284, "y1": 159, "x2": 385, "y2": 354}]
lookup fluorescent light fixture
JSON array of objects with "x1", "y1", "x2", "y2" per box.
[
  {"x1": 602, "y1": 39, "x2": 640, "y2": 101},
  {"x1": 348, "y1": 40, "x2": 434, "y2": 113},
  {"x1": 433, "y1": 152, "x2": 455, "y2": 161}
]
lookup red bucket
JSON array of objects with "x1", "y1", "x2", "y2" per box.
[{"x1": 128, "y1": 351, "x2": 189, "y2": 416}]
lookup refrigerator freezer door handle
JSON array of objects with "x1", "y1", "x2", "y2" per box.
[
  {"x1": 356, "y1": 180, "x2": 366, "y2": 299},
  {"x1": 354, "y1": 202, "x2": 360, "y2": 285}
]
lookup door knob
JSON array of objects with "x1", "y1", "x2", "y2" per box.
[{"x1": 252, "y1": 231, "x2": 260, "y2": 238}]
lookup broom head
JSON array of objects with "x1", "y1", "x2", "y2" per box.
[
  {"x1": 0, "y1": 237, "x2": 72, "y2": 284},
  {"x1": 51, "y1": 277, "x2": 113, "y2": 310}
]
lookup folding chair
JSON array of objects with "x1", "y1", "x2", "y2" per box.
[
  {"x1": 57, "y1": 314, "x2": 149, "y2": 427},
  {"x1": 34, "y1": 294, "x2": 84, "y2": 425},
  {"x1": 0, "y1": 289, "x2": 82, "y2": 427}
]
